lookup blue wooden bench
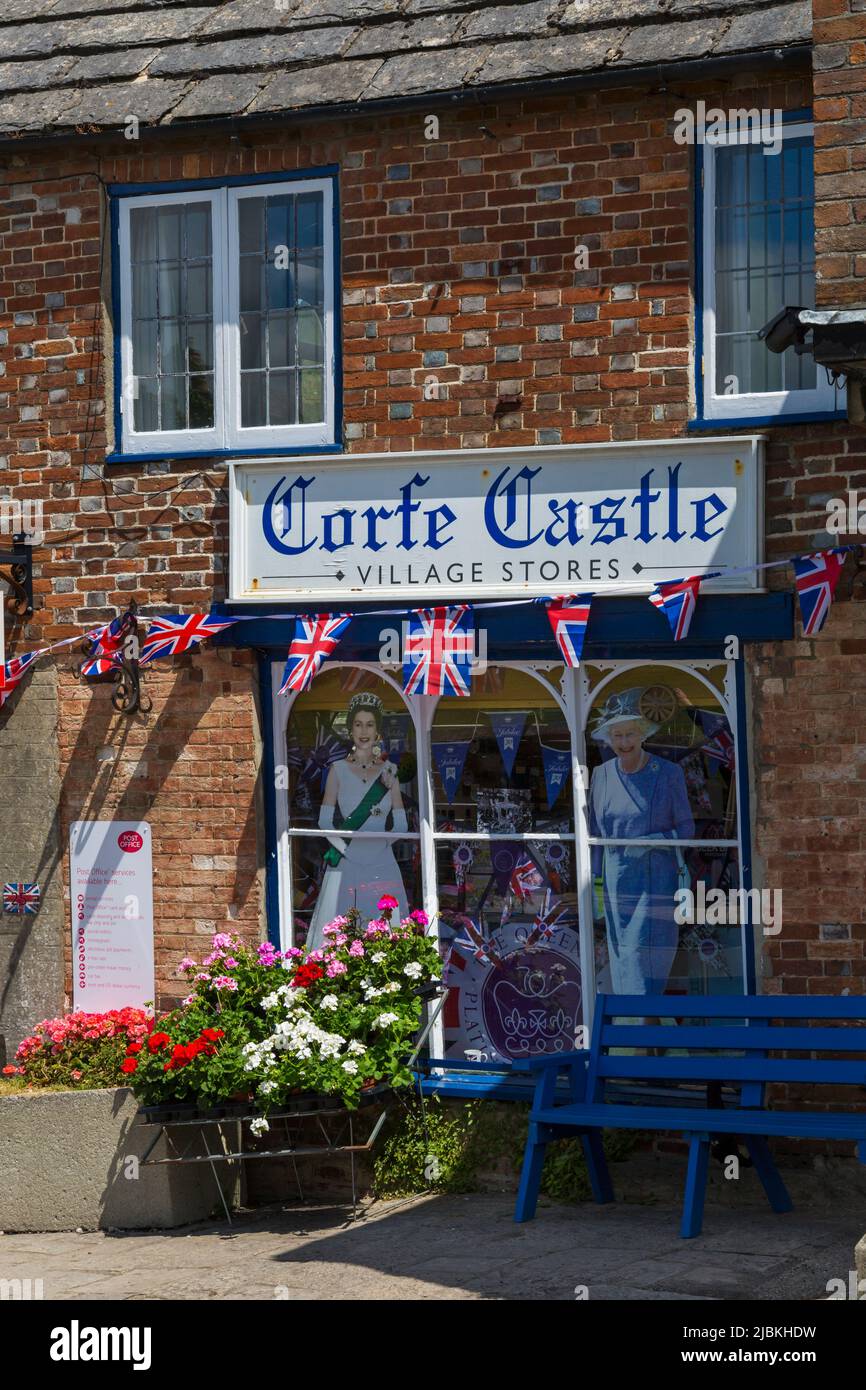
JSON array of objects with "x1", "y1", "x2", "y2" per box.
[
  {"x1": 415, "y1": 1056, "x2": 575, "y2": 1103},
  {"x1": 513, "y1": 993, "x2": 866, "y2": 1238}
]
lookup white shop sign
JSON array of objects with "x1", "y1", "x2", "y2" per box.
[
  {"x1": 229, "y1": 437, "x2": 763, "y2": 604},
  {"x1": 70, "y1": 821, "x2": 154, "y2": 1012}
]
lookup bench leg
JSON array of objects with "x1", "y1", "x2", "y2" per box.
[
  {"x1": 515, "y1": 1121, "x2": 549, "y2": 1224},
  {"x1": 744, "y1": 1136, "x2": 794, "y2": 1215},
  {"x1": 581, "y1": 1131, "x2": 614, "y2": 1205},
  {"x1": 681, "y1": 1134, "x2": 710, "y2": 1239}
]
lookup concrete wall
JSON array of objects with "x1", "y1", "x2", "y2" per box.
[{"x1": 0, "y1": 662, "x2": 65, "y2": 1060}]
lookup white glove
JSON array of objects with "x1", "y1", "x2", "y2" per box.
[{"x1": 391, "y1": 808, "x2": 408, "y2": 834}]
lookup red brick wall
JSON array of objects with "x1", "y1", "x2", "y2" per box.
[
  {"x1": 813, "y1": 0, "x2": 866, "y2": 305},
  {"x1": 2, "y1": 58, "x2": 864, "y2": 1006}
]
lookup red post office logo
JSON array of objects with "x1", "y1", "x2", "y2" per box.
[{"x1": 117, "y1": 831, "x2": 144, "y2": 853}]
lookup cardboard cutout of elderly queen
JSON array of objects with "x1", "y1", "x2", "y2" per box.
[
  {"x1": 306, "y1": 692, "x2": 408, "y2": 950},
  {"x1": 588, "y1": 687, "x2": 694, "y2": 995}
]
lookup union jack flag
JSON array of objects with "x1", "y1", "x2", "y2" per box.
[
  {"x1": 139, "y1": 613, "x2": 237, "y2": 665},
  {"x1": 526, "y1": 896, "x2": 569, "y2": 946},
  {"x1": 649, "y1": 575, "x2": 703, "y2": 641},
  {"x1": 403, "y1": 605, "x2": 473, "y2": 697},
  {"x1": 510, "y1": 852, "x2": 545, "y2": 901},
  {"x1": 279, "y1": 613, "x2": 352, "y2": 695},
  {"x1": 80, "y1": 615, "x2": 126, "y2": 678},
  {"x1": 702, "y1": 726, "x2": 735, "y2": 770},
  {"x1": 0, "y1": 649, "x2": 43, "y2": 708},
  {"x1": 545, "y1": 595, "x2": 592, "y2": 667},
  {"x1": 451, "y1": 918, "x2": 501, "y2": 968},
  {"x1": 3, "y1": 882, "x2": 40, "y2": 914},
  {"x1": 792, "y1": 549, "x2": 847, "y2": 636}
]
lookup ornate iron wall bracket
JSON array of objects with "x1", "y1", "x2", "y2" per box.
[
  {"x1": 0, "y1": 534, "x2": 34, "y2": 618},
  {"x1": 75, "y1": 600, "x2": 152, "y2": 716}
]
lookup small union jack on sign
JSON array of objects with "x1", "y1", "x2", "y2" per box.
[
  {"x1": 280, "y1": 613, "x2": 352, "y2": 694},
  {"x1": 649, "y1": 575, "x2": 703, "y2": 641},
  {"x1": 0, "y1": 649, "x2": 43, "y2": 708},
  {"x1": 792, "y1": 549, "x2": 847, "y2": 636},
  {"x1": 403, "y1": 605, "x2": 474, "y2": 697},
  {"x1": 3, "y1": 882, "x2": 41, "y2": 914}
]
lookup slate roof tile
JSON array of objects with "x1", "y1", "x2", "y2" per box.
[{"x1": 0, "y1": 0, "x2": 814, "y2": 140}]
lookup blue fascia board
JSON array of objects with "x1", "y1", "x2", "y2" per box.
[{"x1": 213, "y1": 592, "x2": 794, "y2": 658}]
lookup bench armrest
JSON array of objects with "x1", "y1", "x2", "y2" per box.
[{"x1": 511, "y1": 1051, "x2": 589, "y2": 1073}]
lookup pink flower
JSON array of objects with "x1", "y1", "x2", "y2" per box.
[
  {"x1": 212, "y1": 932, "x2": 235, "y2": 950},
  {"x1": 223, "y1": 957, "x2": 239, "y2": 968},
  {"x1": 194, "y1": 972, "x2": 211, "y2": 983},
  {"x1": 178, "y1": 957, "x2": 197, "y2": 973},
  {"x1": 213, "y1": 976, "x2": 238, "y2": 992},
  {"x1": 284, "y1": 946, "x2": 302, "y2": 958},
  {"x1": 202, "y1": 951, "x2": 223, "y2": 967},
  {"x1": 182, "y1": 994, "x2": 196, "y2": 1006},
  {"x1": 377, "y1": 895, "x2": 399, "y2": 912},
  {"x1": 348, "y1": 940, "x2": 365, "y2": 957},
  {"x1": 71, "y1": 1069, "x2": 83, "y2": 1081},
  {"x1": 409, "y1": 909, "x2": 429, "y2": 928},
  {"x1": 326, "y1": 960, "x2": 348, "y2": 977},
  {"x1": 335, "y1": 934, "x2": 348, "y2": 947},
  {"x1": 307, "y1": 949, "x2": 325, "y2": 961}
]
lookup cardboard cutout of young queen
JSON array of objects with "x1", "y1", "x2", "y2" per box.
[
  {"x1": 305, "y1": 693, "x2": 408, "y2": 950},
  {"x1": 588, "y1": 687, "x2": 694, "y2": 995}
]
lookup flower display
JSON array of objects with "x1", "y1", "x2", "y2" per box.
[
  {"x1": 129, "y1": 908, "x2": 441, "y2": 1111},
  {"x1": 13, "y1": 1007, "x2": 152, "y2": 1090}
]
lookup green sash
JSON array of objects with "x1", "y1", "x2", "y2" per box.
[{"x1": 323, "y1": 776, "x2": 391, "y2": 866}]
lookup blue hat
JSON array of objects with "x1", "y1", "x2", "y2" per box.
[{"x1": 591, "y1": 687, "x2": 660, "y2": 744}]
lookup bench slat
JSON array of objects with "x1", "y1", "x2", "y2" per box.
[
  {"x1": 601, "y1": 1024, "x2": 866, "y2": 1052},
  {"x1": 601, "y1": 993, "x2": 866, "y2": 1020},
  {"x1": 533, "y1": 1101, "x2": 866, "y2": 1141},
  {"x1": 598, "y1": 1056, "x2": 866, "y2": 1085}
]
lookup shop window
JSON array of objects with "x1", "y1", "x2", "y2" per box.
[
  {"x1": 701, "y1": 121, "x2": 837, "y2": 421},
  {"x1": 115, "y1": 175, "x2": 336, "y2": 456},
  {"x1": 282, "y1": 668, "x2": 419, "y2": 949},
  {"x1": 272, "y1": 658, "x2": 750, "y2": 1065},
  {"x1": 583, "y1": 664, "x2": 745, "y2": 997}
]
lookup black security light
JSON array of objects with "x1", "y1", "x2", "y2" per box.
[{"x1": 757, "y1": 305, "x2": 809, "y2": 355}]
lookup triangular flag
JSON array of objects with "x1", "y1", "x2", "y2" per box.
[
  {"x1": 431, "y1": 740, "x2": 471, "y2": 804},
  {"x1": 80, "y1": 615, "x2": 126, "y2": 677},
  {"x1": 0, "y1": 649, "x2": 44, "y2": 708},
  {"x1": 403, "y1": 605, "x2": 473, "y2": 696},
  {"x1": 792, "y1": 549, "x2": 847, "y2": 636},
  {"x1": 279, "y1": 614, "x2": 351, "y2": 694},
  {"x1": 490, "y1": 711, "x2": 526, "y2": 779},
  {"x1": 648, "y1": 576, "x2": 702, "y2": 641},
  {"x1": 140, "y1": 613, "x2": 237, "y2": 665},
  {"x1": 545, "y1": 594, "x2": 592, "y2": 666}
]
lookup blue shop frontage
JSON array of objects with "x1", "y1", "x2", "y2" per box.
[{"x1": 217, "y1": 437, "x2": 791, "y2": 1066}]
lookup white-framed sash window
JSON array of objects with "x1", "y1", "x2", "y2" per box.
[
  {"x1": 116, "y1": 177, "x2": 335, "y2": 455},
  {"x1": 701, "y1": 120, "x2": 837, "y2": 420}
]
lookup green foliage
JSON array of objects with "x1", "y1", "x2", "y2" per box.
[{"x1": 374, "y1": 1096, "x2": 639, "y2": 1205}]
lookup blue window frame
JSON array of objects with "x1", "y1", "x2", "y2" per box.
[
  {"x1": 697, "y1": 119, "x2": 840, "y2": 425},
  {"x1": 109, "y1": 168, "x2": 341, "y2": 461}
]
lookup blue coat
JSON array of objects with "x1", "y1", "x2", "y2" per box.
[{"x1": 589, "y1": 755, "x2": 694, "y2": 995}]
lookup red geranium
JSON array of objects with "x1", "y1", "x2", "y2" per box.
[
  {"x1": 121, "y1": 1057, "x2": 138, "y2": 1074},
  {"x1": 201, "y1": 1028, "x2": 224, "y2": 1042},
  {"x1": 126, "y1": 1042, "x2": 142, "y2": 1055},
  {"x1": 291, "y1": 962, "x2": 324, "y2": 989},
  {"x1": 147, "y1": 1032, "x2": 171, "y2": 1053}
]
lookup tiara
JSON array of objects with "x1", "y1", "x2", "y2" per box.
[{"x1": 347, "y1": 692, "x2": 384, "y2": 717}]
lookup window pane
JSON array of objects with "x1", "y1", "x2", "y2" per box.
[
  {"x1": 584, "y1": 664, "x2": 743, "y2": 999},
  {"x1": 431, "y1": 665, "x2": 572, "y2": 833},
  {"x1": 268, "y1": 369, "x2": 294, "y2": 426},
  {"x1": 133, "y1": 377, "x2": 158, "y2": 431},
  {"x1": 235, "y1": 187, "x2": 326, "y2": 428},
  {"x1": 241, "y1": 371, "x2": 266, "y2": 426},
  {"x1": 284, "y1": 668, "x2": 419, "y2": 950},
  {"x1": 128, "y1": 198, "x2": 214, "y2": 436},
  {"x1": 714, "y1": 134, "x2": 815, "y2": 396},
  {"x1": 188, "y1": 374, "x2": 214, "y2": 429},
  {"x1": 240, "y1": 314, "x2": 265, "y2": 371},
  {"x1": 161, "y1": 375, "x2": 186, "y2": 431}
]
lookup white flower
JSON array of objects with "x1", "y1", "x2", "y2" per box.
[
  {"x1": 341, "y1": 1059, "x2": 359, "y2": 1074},
  {"x1": 347, "y1": 1040, "x2": 367, "y2": 1055},
  {"x1": 258, "y1": 1080, "x2": 276, "y2": 1095},
  {"x1": 403, "y1": 961, "x2": 423, "y2": 979},
  {"x1": 370, "y1": 952, "x2": 386, "y2": 964},
  {"x1": 320, "y1": 994, "x2": 339, "y2": 1011},
  {"x1": 385, "y1": 981, "x2": 401, "y2": 993},
  {"x1": 373, "y1": 1011, "x2": 399, "y2": 1028},
  {"x1": 250, "y1": 1117, "x2": 270, "y2": 1137},
  {"x1": 260, "y1": 992, "x2": 279, "y2": 1009}
]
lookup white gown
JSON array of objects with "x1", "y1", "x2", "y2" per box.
[{"x1": 305, "y1": 758, "x2": 408, "y2": 950}]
